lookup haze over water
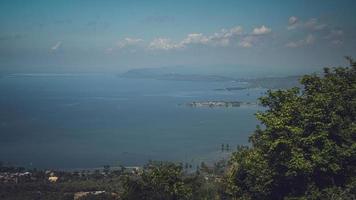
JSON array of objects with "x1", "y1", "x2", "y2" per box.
[
  {"x1": 0, "y1": 74, "x2": 263, "y2": 169},
  {"x1": 1, "y1": 0, "x2": 355, "y2": 170}
]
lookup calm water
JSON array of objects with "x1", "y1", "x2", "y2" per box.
[{"x1": 0, "y1": 74, "x2": 264, "y2": 169}]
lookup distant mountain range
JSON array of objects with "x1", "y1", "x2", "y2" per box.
[
  {"x1": 121, "y1": 69, "x2": 235, "y2": 82},
  {"x1": 119, "y1": 67, "x2": 301, "y2": 89}
]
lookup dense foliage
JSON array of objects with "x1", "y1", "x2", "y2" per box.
[
  {"x1": 121, "y1": 162, "x2": 190, "y2": 200},
  {"x1": 225, "y1": 58, "x2": 356, "y2": 199}
]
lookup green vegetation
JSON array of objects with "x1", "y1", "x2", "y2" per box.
[
  {"x1": 225, "y1": 58, "x2": 356, "y2": 199},
  {"x1": 0, "y1": 168, "x2": 122, "y2": 200},
  {"x1": 121, "y1": 162, "x2": 193, "y2": 200},
  {"x1": 1, "y1": 59, "x2": 355, "y2": 199}
]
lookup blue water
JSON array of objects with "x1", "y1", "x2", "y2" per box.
[{"x1": 0, "y1": 74, "x2": 265, "y2": 169}]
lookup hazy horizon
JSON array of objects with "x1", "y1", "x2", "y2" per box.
[
  {"x1": 1, "y1": 0, "x2": 356, "y2": 168},
  {"x1": 1, "y1": 0, "x2": 356, "y2": 76}
]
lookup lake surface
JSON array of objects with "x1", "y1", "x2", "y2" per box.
[{"x1": 0, "y1": 74, "x2": 265, "y2": 169}]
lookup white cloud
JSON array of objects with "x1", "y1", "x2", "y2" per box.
[
  {"x1": 252, "y1": 25, "x2": 271, "y2": 35},
  {"x1": 233, "y1": 25, "x2": 272, "y2": 47},
  {"x1": 147, "y1": 26, "x2": 245, "y2": 50},
  {"x1": 148, "y1": 38, "x2": 182, "y2": 50},
  {"x1": 127, "y1": 25, "x2": 271, "y2": 51},
  {"x1": 148, "y1": 33, "x2": 211, "y2": 50},
  {"x1": 117, "y1": 37, "x2": 144, "y2": 48},
  {"x1": 287, "y1": 17, "x2": 328, "y2": 31},
  {"x1": 238, "y1": 35, "x2": 263, "y2": 48},
  {"x1": 215, "y1": 26, "x2": 244, "y2": 38},
  {"x1": 50, "y1": 41, "x2": 62, "y2": 52},
  {"x1": 287, "y1": 16, "x2": 299, "y2": 30},
  {"x1": 180, "y1": 26, "x2": 244, "y2": 47},
  {"x1": 286, "y1": 16, "x2": 344, "y2": 47},
  {"x1": 208, "y1": 26, "x2": 244, "y2": 46},
  {"x1": 324, "y1": 29, "x2": 343, "y2": 39},
  {"x1": 286, "y1": 34, "x2": 315, "y2": 48},
  {"x1": 289, "y1": 16, "x2": 298, "y2": 25},
  {"x1": 239, "y1": 36, "x2": 253, "y2": 48},
  {"x1": 180, "y1": 33, "x2": 210, "y2": 45}
]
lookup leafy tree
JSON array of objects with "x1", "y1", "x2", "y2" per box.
[
  {"x1": 121, "y1": 162, "x2": 193, "y2": 200},
  {"x1": 225, "y1": 58, "x2": 356, "y2": 199}
]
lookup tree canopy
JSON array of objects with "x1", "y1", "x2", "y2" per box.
[
  {"x1": 225, "y1": 58, "x2": 356, "y2": 199},
  {"x1": 121, "y1": 162, "x2": 193, "y2": 200}
]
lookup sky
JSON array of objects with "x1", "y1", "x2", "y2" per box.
[{"x1": 0, "y1": 0, "x2": 356, "y2": 75}]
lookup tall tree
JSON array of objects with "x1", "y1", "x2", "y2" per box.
[{"x1": 225, "y1": 58, "x2": 356, "y2": 200}]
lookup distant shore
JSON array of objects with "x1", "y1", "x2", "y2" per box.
[{"x1": 184, "y1": 101, "x2": 258, "y2": 108}]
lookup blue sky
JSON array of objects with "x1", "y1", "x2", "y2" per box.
[{"x1": 0, "y1": 0, "x2": 356, "y2": 75}]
